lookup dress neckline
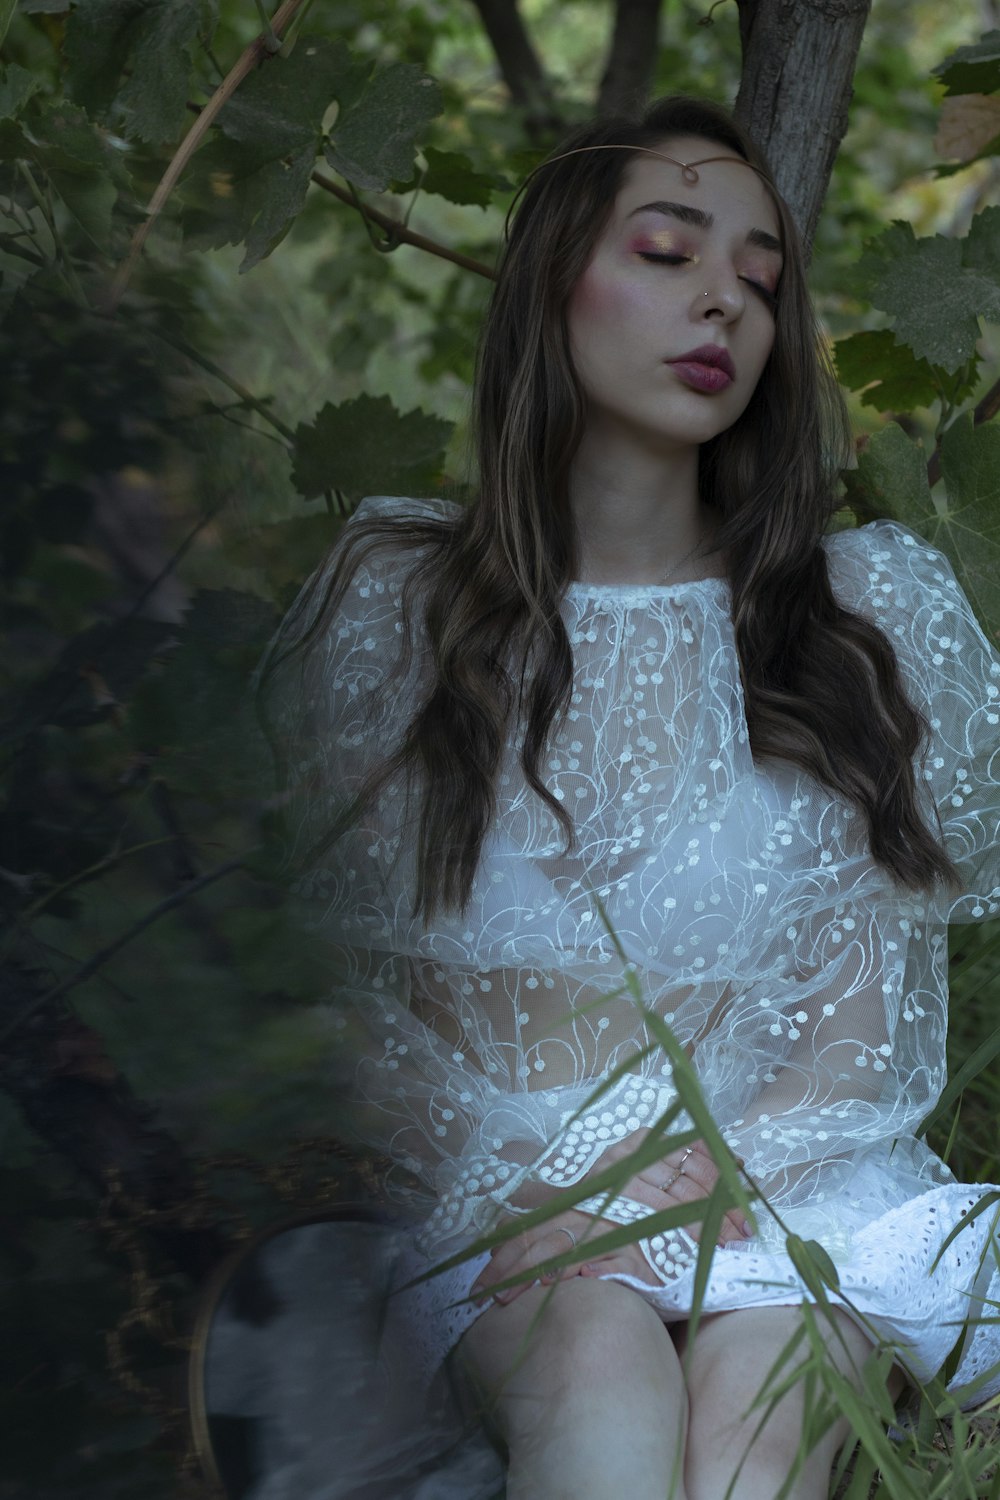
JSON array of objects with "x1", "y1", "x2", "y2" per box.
[{"x1": 565, "y1": 574, "x2": 731, "y2": 603}]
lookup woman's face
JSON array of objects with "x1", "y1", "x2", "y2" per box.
[{"x1": 565, "y1": 135, "x2": 783, "y2": 452}]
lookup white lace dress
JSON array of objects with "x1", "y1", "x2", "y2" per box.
[{"x1": 261, "y1": 494, "x2": 1000, "y2": 1408}]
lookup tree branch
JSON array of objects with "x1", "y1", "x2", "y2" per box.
[
  {"x1": 597, "y1": 0, "x2": 665, "y2": 116},
  {"x1": 310, "y1": 169, "x2": 498, "y2": 280},
  {"x1": 734, "y1": 0, "x2": 872, "y2": 260},
  {"x1": 465, "y1": 0, "x2": 563, "y2": 138},
  {"x1": 102, "y1": 0, "x2": 307, "y2": 316},
  {"x1": 926, "y1": 375, "x2": 1000, "y2": 487}
]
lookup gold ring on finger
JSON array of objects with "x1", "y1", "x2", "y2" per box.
[
  {"x1": 658, "y1": 1168, "x2": 681, "y2": 1192},
  {"x1": 678, "y1": 1147, "x2": 695, "y2": 1173}
]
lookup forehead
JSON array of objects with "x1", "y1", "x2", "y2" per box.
[{"x1": 613, "y1": 136, "x2": 781, "y2": 240}]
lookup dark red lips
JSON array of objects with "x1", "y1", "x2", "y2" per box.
[{"x1": 666, "y1": 343, "x2": 735, "y2": 394}]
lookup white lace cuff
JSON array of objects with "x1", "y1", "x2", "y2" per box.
[
  {"x1": 638, "y1": 1226, "x2": 698, "y2": 1282},
  {"x1": 574, "y1": 1192, "x2": 655, "y2": 1224},
  {"x1": 573, "y1": 1192, "x2": 699, "y2": 1284}
]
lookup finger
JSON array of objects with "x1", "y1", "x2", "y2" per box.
[
  {"x1": 479, "y1": 1233, "x2": 579, "y2": 1303},
  {"x1": 579, "y1": 1254, "x2": 659, "y2": 1288},
  {"x1": 637, "y1": 1147, "x2": 753, "y2": 1243}
]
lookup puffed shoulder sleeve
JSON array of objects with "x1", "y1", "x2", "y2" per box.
[
  {"x1": 825, "y1": 519, "x2": 1000, "y2": 923},
  {"x1": 252, "y1": 493, "x2": 449, "y2": 860}
]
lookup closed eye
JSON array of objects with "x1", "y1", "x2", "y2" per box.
[
  {"x1": 636, "y1": 251, "x2": 777, "y2": 308},
  {"x1": 636, "y1": 252, "x2": 689, "y2": 265},
  {"x1": 744, "y1": 278, "x2": 777, "y2": 308}
]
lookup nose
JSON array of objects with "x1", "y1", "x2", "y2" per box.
[{"x1": 694, "y1": 262, "x2": 745, "y2": 321}]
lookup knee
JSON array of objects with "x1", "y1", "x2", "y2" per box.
[{"x1": 458, "y1": 1275, "x2": 678, "y2": 1407}]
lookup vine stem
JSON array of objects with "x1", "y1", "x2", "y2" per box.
[
  {"x1": 309, "y1": 168, "x2": 497, "y2": 280},
  {"x1": 0, "y1": 856, "x2": 249, "y2": 1046},
  {"x1": 926, "y1": 374, "x2": 1000, "y2": 487},
  {"x1": 100, "y1": 0, "x2": 307, "y2": 316}
]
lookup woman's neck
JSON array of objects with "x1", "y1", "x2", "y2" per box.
[{"x1": 567, "y1": 432, "x2": 722, "y2": 585}]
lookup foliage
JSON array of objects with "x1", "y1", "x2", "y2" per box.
[{"x1": 0, "y1": 2, "x2": 999, "y2": 1497}]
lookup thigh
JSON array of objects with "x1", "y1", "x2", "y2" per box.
[{"x1": 683, "y1": 1304, "x2": 903, "y2": 1493}]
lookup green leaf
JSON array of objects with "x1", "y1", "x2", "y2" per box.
[
  {"x1": 183, "y1": 39, "x2": 363, "y2": 271},
  {"x1": 852, "y1": 221, "x2": 1000, "y2": 374},
  {"x1": 420, "y1": 146, "x2": 511, "y2": 208},
  {"x1": 181, "y1": 133, "x2": 316, "y2": 271},
  {"x1": 18, "y1": 100, "x2": 131, "y2": 244},
  {"x1": 930, "y1": 414, "x2": 1000, "y2": 634},
  {"x1": 325, "y1": 62, "x2": 443, "y2": 192},
  {"x1": 963, "y1": 203, "x2": 1000, "y2": 282},
  {"x1": 0, "y1": 64, "x2": 43, "y2": 120},
  {"x1": 833, "y1": 330, "x2": 943, "y2": 413},
  {"x1": 846, "y1": 416, "x2": 1000, "y2": 639},
  {"x1": 65, "y1": 0, "x2": 205, "y2": 143},
  {"x1": 934, "y1": 29, "x2": 1000, "y2": 98},
  {"x1": 841, "y1": 420, "x2": 932, "y2": 524},
  {"x1": 0, "y1": 0, "x2": 14, "y2": 49},
  {"x1": 216, "y1": 37, "x2": 353, "y2": 158},
  {"x1": 290, "y1": 394, "x2": 452, "y2": 502}
]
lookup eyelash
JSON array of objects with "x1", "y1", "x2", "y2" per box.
[{"x1": 636, "y1": 252, "x2": 778, "y2": 308}]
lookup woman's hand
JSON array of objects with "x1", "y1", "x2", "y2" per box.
[
  {"x1": 585, "y1": 1130, "x2": 753, "y2": 1248},
  {"x1": 469, "y1": 1206, "x2": 618, "y2": 1306},
  {"x1": 469, "y1": 1133, "x2": 753, "y2": 1306}
]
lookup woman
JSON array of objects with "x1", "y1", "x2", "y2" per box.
[{"x1": 258, "y1": 95, "x2": 1000, "y2": 1499}]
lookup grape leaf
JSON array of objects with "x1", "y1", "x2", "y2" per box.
[
  {"x1": 963, "y1": 204, "x2": 1000, "y2": 282},
  {"x1": 841, "y1": 420, "x2": 931, "y2": 525},
  {"x1": 183, "y1": 39, "x2": 365, "y2": 271},
  {"x1": 833, "y1": 330, "x2": 943, "y2": 412},
  {"x1": 182, "y1": 134, "x2": 317, "y2": 272},
  {"x1": 291, "y1": 394, "x2": 451, "y2": 501},
  {"x1": 933, "y1": 30, "x2": 1000, "y2": 98},
  {"x1": 65, "y1": 0, "x2": 205, "y2": 144},
  {"x1": 0, "y1": 63, "x2": 43, "y2": 120},
  {"x1": 215, "y1": 37, "x2": 360, "y2": 158},
  {"x1": 325, "y1": 63, "x2": 443, "y2": 192},
  {"x1": 852, "y1": 221, "x2": 1000, "y2": 374},
  {"x1": 844, "y1": 417, "x2": 1000, "y2": 642},
  {"x1": 1, "y1": 101, "x2": 131, "y2": 243},
  {"x1": 930, "y1": 416, "x2": 1000, "y2": 637},
  {"x1": 420, "y1": 147, "x2": 512, "y2": 208}
]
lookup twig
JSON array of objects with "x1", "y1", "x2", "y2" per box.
[
  {"x1": 0, "y1": 856, "x2": 249, "y2": 1046},
  {"x1": 136, "y1": 318, "x2": 298, "y2": 441},
  {"x1": 101, "y1": 0, "x2": 307, "y2": 315},
  {"x1": 927, "y1": 375, "x2": 1000, "y2": 487},
  {"x1": 310, "y1": 169, "x2": 497, "y2": 280}
]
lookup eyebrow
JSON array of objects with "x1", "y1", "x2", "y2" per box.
[{"x1": 627, "y1": 200, "x2": 783, "y2": 255}]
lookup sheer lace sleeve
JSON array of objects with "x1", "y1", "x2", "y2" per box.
[
  {"x1": 703, "y1": 522, "x2": 1000, "y2": 1235},
  {"x1": 827, "y1": 520, "x2": 1000, "y2": 923}
]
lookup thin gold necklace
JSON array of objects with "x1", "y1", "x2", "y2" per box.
[{"x1": 660, "y1": 532, "x2": 708, "y2": 584}]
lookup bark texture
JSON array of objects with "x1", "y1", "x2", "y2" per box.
[
  {"x1": 597, "y1": 0, "x2": 666, "y2": 116},
  {"x1": 735, "y1": 0, "x2": 872, "y2": 258}
]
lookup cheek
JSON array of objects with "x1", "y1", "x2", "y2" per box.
[{"x1": 570, "y1": 262, "x2": 655, "y2": 336}]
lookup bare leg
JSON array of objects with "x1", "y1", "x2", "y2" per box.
[
  {"x1": 683, "y1": 1305, "x2": 905, "y2": 1500},
  {"x1": 453, "y1": 1276, "x2": 690, "y2": 1500}
]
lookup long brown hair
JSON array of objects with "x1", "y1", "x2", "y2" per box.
[{"x1": 260, "y1": 94, "x2": 963, "y2": 918}]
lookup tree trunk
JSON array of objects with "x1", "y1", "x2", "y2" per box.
[
  {"x1": 465, "y1": 0, "x2": 563, "y2": 138},
  {"x1": 734, "y1": 0, "x2": 872, "y2": 259},
  {"x1": 597, "y1": 0, "x2": 665, "y2": 116}
]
